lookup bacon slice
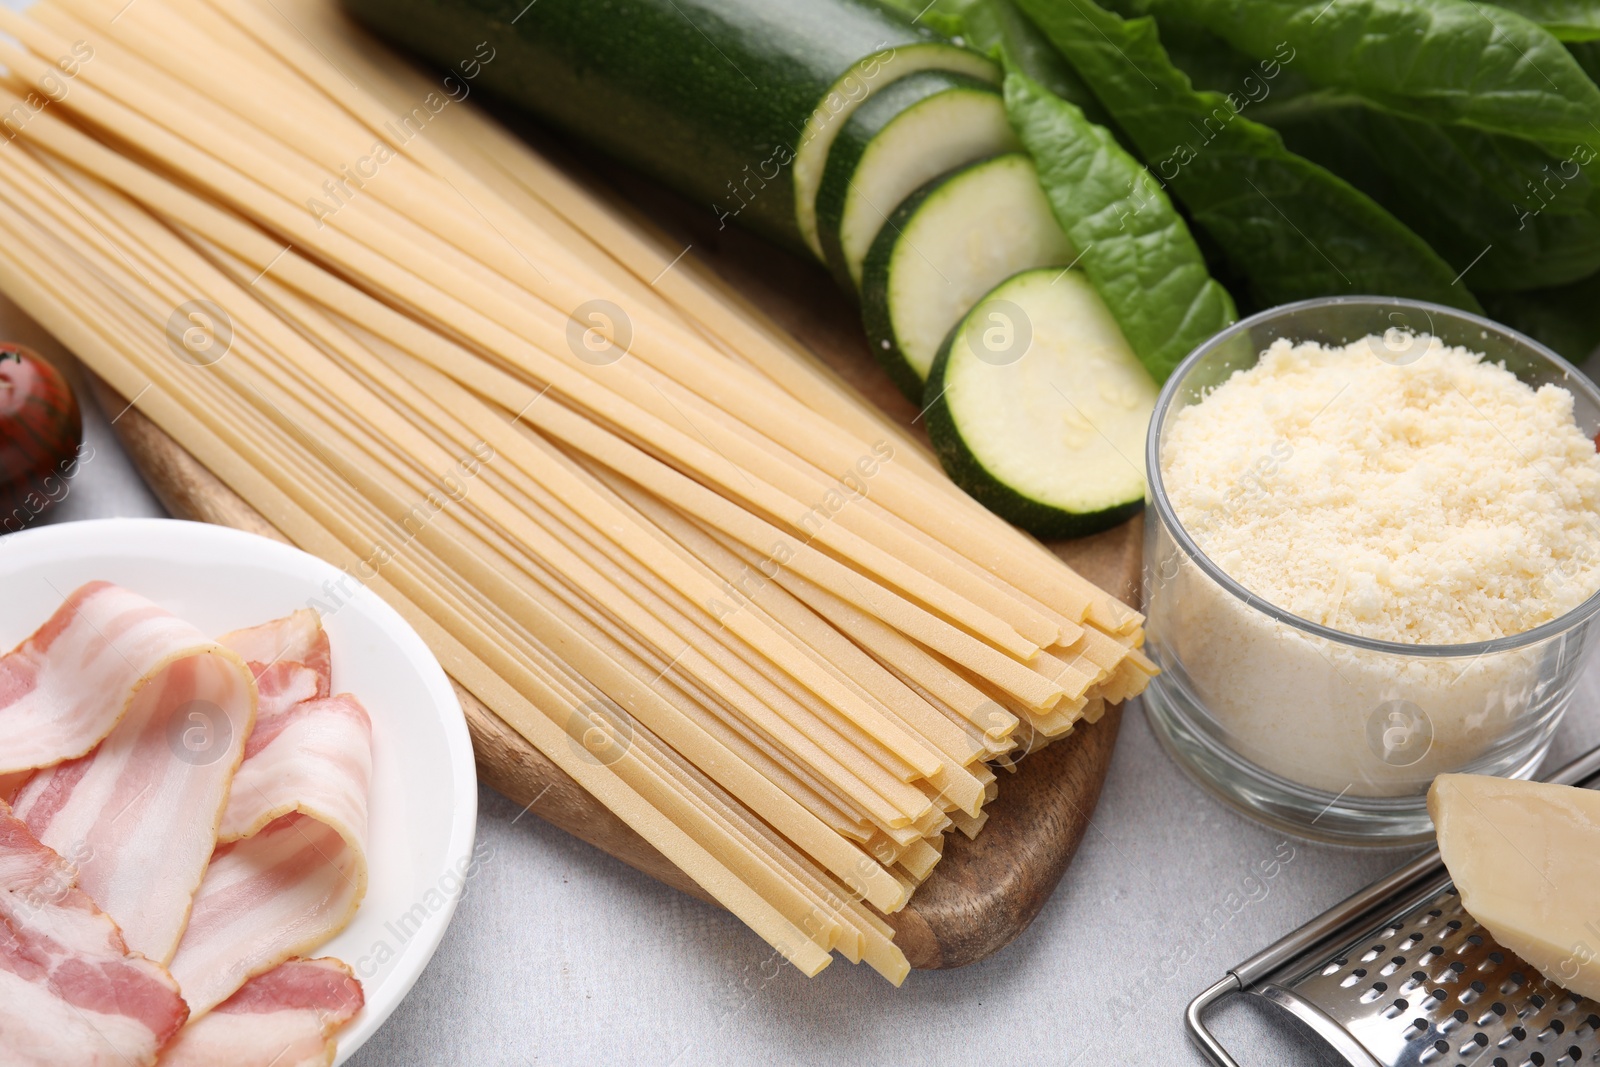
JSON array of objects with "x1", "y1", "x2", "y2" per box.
[
  {"x1": 216, "y1": 614, "x2": 365, "y2": 845},
  {"x1": 0, "y1": 800, "x2": 189, "y2": 1066},
  {"x1": 0, "y1": 581, "x2": 244, "y2": 775},
  {"x1": 219, "y1": 694, "x2": 372, "y2": 844},
  {"x1": 159, "y1": 958, "x2": 362, "y2": 1067},
  {"x1": 218, "y1": 610, "x2": 331, "y2": 701},
  {"x1": 14, "y1": 645, "x2": 257, "y2": 964},
  {"x1": 170, "y1": 813, "x2": 366, "y2": 1017},
  {"x1": 169, "y1": 614, "x2": 371, "y2": 1018}
]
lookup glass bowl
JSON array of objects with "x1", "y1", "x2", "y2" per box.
[{"x1": 1141, "y1": 296, "x2": 1600, "y2": 845}]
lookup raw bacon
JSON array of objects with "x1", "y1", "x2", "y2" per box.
[
  {"x1": 159, "y1": 958, "x2": 363, "y2": 1067},
  {"x1": 14, "y1": 642, "x2": 257, "y2": 963},
  {"x1": 0, "y1": 800, "x2": 189, "y2": 1066},
  {"x1": 168, "y1": 615, "x2": 370, "y2": 1018},
  {"x1": 0, "y1": 589, "x2": 373, "y2": 1064},
  {"x1": 219, "y1": 694, "x2": 372, "y2": 845},
  {"x1": 0, "y1": 581, "x2": 246, "y2": 775},
  {"x1": 170, "y1": 813, "x2": 366, "y2": 1017}
]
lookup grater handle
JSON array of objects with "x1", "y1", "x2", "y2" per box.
[{"x1": 1186, "y1": 975, "x2": 1244, "y2": 1067}]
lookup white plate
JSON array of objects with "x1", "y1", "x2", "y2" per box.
[{"x1": 0, "y1": 517, "x2": 477, "y2": 1064}]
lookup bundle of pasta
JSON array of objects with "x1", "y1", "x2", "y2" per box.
[{"x1": 0, "y1": 0, "x2": 1151, "y2": 981}]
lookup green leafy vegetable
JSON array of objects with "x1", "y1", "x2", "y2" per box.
[
  {"x1": 1152, "y1": 0, "x2": 1600, "y2": 151},
  {"x1": 1014, "y1": 0, "x2": 1477, "y2": 311},
  {"x1": 1482, "y1": 271, "x2": 1600, "y2": 363},
  {"x1": 1004, "y1": 69, "x2": 1235, "y2": 381},
  {"x1": 1490, "y1": 0, "x2": 1600, "y2": 42},
  {"x1": 1571, "y1": 39, "x2": 1600, "y2": 82},
  {"x1": 1265, "y1": 100, "x2": 1600, "y2": 291},
  {"x1": 882, "y1": 0, "x2": 1120, "y2": 132}
]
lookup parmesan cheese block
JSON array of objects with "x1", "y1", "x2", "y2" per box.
[
  {"x1": 1430, "y1": 773, "x2": 1600, "y2": 1002},
  {"x1": 1150, "y1": 335, "x2": 1600, "y2": 795}
]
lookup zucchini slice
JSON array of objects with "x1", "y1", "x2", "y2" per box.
[
  {"x1": 816, "y1": 71, "x2": 1019, "y2": 292},
  {"x1": 924, "y1": 268, "x2": 1155, "y2": 538},
  {"x1": 861, "y1": 153, "x2": 1073, "y2": 401},
  {"x1": 795, "y1": 46, "x2": 1000, "y2": 260}
]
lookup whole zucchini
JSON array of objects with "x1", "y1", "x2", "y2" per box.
[{"x1": 344, "y1": 0, "x2": 996, "y2": 256}]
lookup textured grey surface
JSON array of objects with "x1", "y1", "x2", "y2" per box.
[{"x1": 15, "y1": 305, "x2": 1600, "y2": 1066}]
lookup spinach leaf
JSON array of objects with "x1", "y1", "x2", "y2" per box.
[
  {"x1": 1482, "y1": 271, "x2": 1600, "y2": 362},
  {"x1": 1572, "y1": 39, "x2": 1600, "y2": 82},
  {"x1": 983, "y1": 0, "x2": 1110, "y2": 120},
  {"x1": 1265, "y1": 99, "x2": 1600, "y2": 291},
  {"x1": 1004, "y1": 69, "x2": 1236, "y2": 381},
  {"x1": 1151, "y1": 0, "x2": 1600, "y2": 151},
  {"x1": 1015, "y1": 0, "x2": 1478, "y2": 311},
  {"x1": 882, "y1": 0, "x2": 1116, "y2": 124},
  {"x1": 1489, "y1": 0, "x2": 1600, "y2": 42}
]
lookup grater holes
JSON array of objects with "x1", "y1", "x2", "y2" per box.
[
  {"x1": 1402, "y1": 971, "x2": 1429, "y2": 994},
  {"x1": 1536, "y1": 1020, "x2": 1564, "y2": 1043},
  {"x1": 1417, "y1": 1038, "x2": 1451, "y2": 1064},
  {"x1": 1503, "y1": 972, "x2": 1528, "y2": 995},
  {"x1": 1402, "y1": 933, "x2": 1424, "y2": 950},
  {"x1": 1498, "y1": 1026, "x2": 1528, "y2": 1050},
  {"x1": 1438, "y1": 1009, "x2": 1469, "y2": 1034},
  {"x1": 1422, "y1": 989, "x2": 1449, "y2": 1011},
  {"x1": 1480, "y1": 1003, "x2": 1508, "y2": 1026},
  {"x1": 1382, "y1": 956, "x2": 1407, "y2": 977},
  {"x1": 1361, "y1": 945, "x2": 1387, "y2": 964},
  {"x1": 1340, "y1": 968, "x2": 1370, "y2": 988},
  {"x1": 1321, "y1": 956, "x2": 1350, "y2": 977},
  {"x1": 1404, "y1": 1018, "x2": 1431, "y2": 1041},
  {"x1": 1460, "y1": 1032, "x2": 1489, "y2": 1055},
  {"x1": 1384, "y1": 998, "x2": 1410, "y2": 1020}
]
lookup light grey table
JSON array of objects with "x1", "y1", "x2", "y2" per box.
[{"x1": 18, "y1": 295, "x2": 1600, "y2": 1066}]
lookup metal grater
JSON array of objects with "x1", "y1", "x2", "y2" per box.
[{"x1": 1188, "y1": 744, "x2": 1600, "y2": 1067}]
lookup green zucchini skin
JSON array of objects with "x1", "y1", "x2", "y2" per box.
[
  {"x1": 860, "y1": 170, "x2": 946, "y2": 402},
  {"x1": 814, "y1": 70, "x2": 1003, "y2": 292},
  {"x1": 343, "y1": 0, "x2": 948, "y2": 255},
  {"x1": 923, "y1": 268, "x2": 1151, "y2": 539}
]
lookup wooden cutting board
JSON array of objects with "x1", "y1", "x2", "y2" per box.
[{"x1": 84, "y1": 163, "x2": 1142, "y2": 971}]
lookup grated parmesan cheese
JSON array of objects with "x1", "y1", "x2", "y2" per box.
[
  {"x1": 1148, "y1": 334, "x2": 1600, "y2": 796},
  {"x1": 1162, "y1": 335, "x2": 1600, "y2": 645}
]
